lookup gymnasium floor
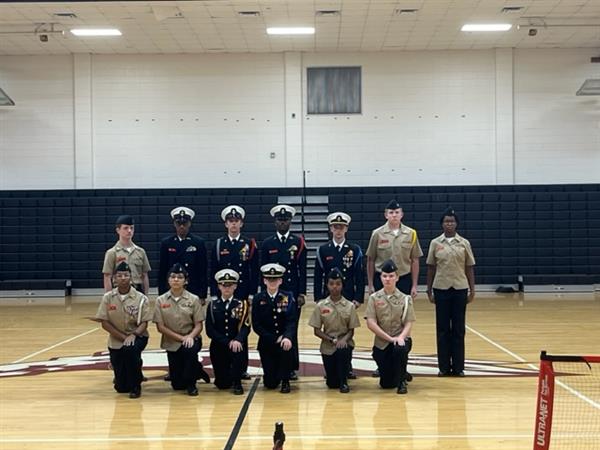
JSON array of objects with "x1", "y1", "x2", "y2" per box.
[{"x1": 1, "y1": 291, "x2": 599, "y2": 449}]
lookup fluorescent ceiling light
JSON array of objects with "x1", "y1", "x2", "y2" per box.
[
  {"x1": 267, "y1": 27, "x2": 315, "y2": 35},
  {"x1": 461, "y1": 24, "x2": 512, "y2": 32},
  {"x1": 70, "y1": 28, "x2": 122, "y2": 36}
]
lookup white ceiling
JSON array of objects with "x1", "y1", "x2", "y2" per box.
[{"x1": 0, "y1": 0, "x2": 599, "y2": 55}]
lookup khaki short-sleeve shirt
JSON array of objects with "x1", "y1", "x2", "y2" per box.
[
  {"x1": 308, "y1": 297, "x2": 361, "y2": 356},
  {"x1": 365, "y1": 288, "x2": 416, "y2": 350},
  {"x1": 153, "y1": 290, "x2": 205, "y2": 351},
  {"x1": 95, "y1": 288, "x2": 152, "y2": 350},
  {"x1": 426, "y1": 233, "x2": 476, "y2": 290},
  {"x1": 366, "y1": 223, "x2": 423, "y2": 275},
  {"x1": 102, "y1": 243, "x2": 151, "y2": 285}
]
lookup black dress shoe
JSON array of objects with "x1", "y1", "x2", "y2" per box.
[
  {"x1": 438, "y1": 371, "x2": 451, "y2": 377},
  {"x1": 199, "y1": 368, "x2": 210, "y2": 384},
  {"x1": 129, "y1": 387, "x2": 141, "y2": 399},
  {"x1": 233, "y1": 384, "x2": 244, "y2": 395},
  {"x1": 405, "y1": 372, "x2": 413, "y2": 382},
  {"x1": 187, "y1": 385, "x2": 199, "y2": 396},
  {"x1": 339, "y1": 384, "x2": 350, "y2": 394},
  {"x1": 397, "y1": 381, "x2": 408, "y2": 395},
  {"x1": 164, "y1": 374, "x2": 171, "y2": 382},
  {"x1": 241, "y1": 372, "x2": 251, "y2": 380},
  {"x1": 453, "y1": 371, "x2": 465, "y2": 377},
  {"x1": 289, "y1": 371, "x2": 298, "y2": 381},
  {"x1": 372, "y1": 369, "x2": 380, "y2": 378},
  {"x1": 347, "y1": 371, "x2": 357, "y2": 380},
  {"x1": 280, "y1": 381, "x2": 291, "y2": 394}
]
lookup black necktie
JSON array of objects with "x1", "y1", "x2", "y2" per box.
[
  {"x1": 231, "y1": 239, "x2": 237, "y2": 245},
  {"x1": 281, "y1": 236, "x2": 286, "y2": 244}
]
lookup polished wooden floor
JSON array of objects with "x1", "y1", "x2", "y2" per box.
[{"x1": 1, "y1": 292, "x2": 599, "y2": 449}]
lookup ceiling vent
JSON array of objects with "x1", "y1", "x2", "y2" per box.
[
  {"x1": 238, "y1": 11, "x2": 261, "y2": 17},
  {"x1": 394, "y1": 8, "x2": 419, "y2": 15},
  {"x1": 501, "y1": 6, "x2": 524, "y2": 13},
  {"x1": 52, "y1": 12, "x2": 78, "y2": 19},
  {"x1": 316, "y1": 10, "x2": 341, "y2": 17}
]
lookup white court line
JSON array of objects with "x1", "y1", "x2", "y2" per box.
[
  {"x1": 0, "y1": 433, "x2": 535, "y2": 443},
  {"x1": 3, "y1": 433, "x2": 599, "y2": 444},
  {"x1": 466, "y1": 324, "x2": 600, "y2": 410},
  {"x1": 11, "y1": 328, "x2": 99, "y2": 364}
]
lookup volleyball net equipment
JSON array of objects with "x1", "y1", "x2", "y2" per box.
[{"x1": 533, "y1": 351, "x2": 600, "y2": 450}]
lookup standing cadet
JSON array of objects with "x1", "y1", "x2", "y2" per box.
[
  {"x1": 365, "y1": 260, "x2": 416, "y2": 395},
  {"x1": 426, "y1": 208, "x2": 476, "y2": 377},
  {"x1": 205, "y1": 269, "x2": 251, "y2": 395},
  {"x1": 153, "y1": 263, "x2": 208, "y2": 396},
  {"x1": 314, "y1": 212, "x2": 365, "y2": 305},
  {"x1": 260, "y1": 204, "x2": 307, "y2": 379},
  {"x1": 102, "y1": 215, "x2": 151, "y2": 294},
  {"x1": 209, "y1": 205, "x2": 258, "y2": 380},
  {"x1": 95, "y1": 262, "x2": 152, "y2": 399},
  {"x1": 309, "y1": 268, "x2": 361, "y2": 393},
  {"x1": 252, "y1": 264, "x2": 297, "y2": 393},
  {"x1": 158, "y1": 207, "x2": 208, "y2": 301},
  {"x1": 366, "y1": 200, "x2": 423, "y2": 297}
]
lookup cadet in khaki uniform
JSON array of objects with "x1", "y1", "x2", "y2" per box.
[
  {"x1": 102, "y1": 215, "x2": 151, "y2": 294},
  {"x1": 309, "y1": 268, "x2": 360, "y2": 393},
  {"x1": 366, "y1": 260, "x2": 416, "y2": 394},
  {"x1": 95, "y1": 262, "x2": 152, "y2": 399},
  {"x1": 426, "y1": 208, "x2": 476, "y2": 377},
  {"x1": 205, "y1": 269, "x2": 251, "y2": 395},
  {"x1": 154, "y1": 263, "x2": 208, "y2": 396},
  {"x1": 366, "y1": 200, "x2": 423, "y2": 298}
]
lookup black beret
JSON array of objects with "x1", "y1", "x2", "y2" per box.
[
  {"x1": 380, "y1": 259, "x2": 398, "y2": 274},
  {"x1": 115, "y1": 215, "x2": 134, "y2": 226},
  {"x1": 168, "y1": 263, "x2": 189, "y2": 278},
  {"x1": 326, "y1": 267, "x2": 344, "y2": 281},
  {"x1": 385, "y1": 199, "x2": 401, "y2": 210},
  {"x1": 440, "y1": 207, "x2": 459, "y2": 224},
  {"x1": 115, "y1": 261, "x2": 131, "y2": 273}
]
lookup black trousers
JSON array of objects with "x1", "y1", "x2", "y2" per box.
[
  {"x1": 258, "y1": 340, "x2": 293, "y2": 389},
  {"x1": 109, "y1": 336, "x2": 148, "y2": 393},
  {"x1": 373, "y1": 272, "x2": 412, "y2": 295},
  {"x1": 434, "y1": 287, "x2": 467, "y2": 374},
  {"x1": 210, "y1": 340, "x2": 245, "y2": 389},
  {"x1": 372, "y1": 337, "x2": 412, "y2": 389},
  {"x1": 166, "y1": 337, "x2": 202, "y2": 390},
  {"x1": 322, "y1": 347, "x2": 352, "y2": 388}
]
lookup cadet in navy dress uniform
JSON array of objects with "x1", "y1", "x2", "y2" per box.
[
  {"x1": 95, "y1": 262, "x2": 152, "y2": 399},
  {"x1": 309, "y1": 268, "x2": 361, "y2": 393},
  {"x1": 314, "y1": 212, "x2": 365, "y2": 305},
  {"x1": 205, "y1": 269, "x2": 251, "y2": 395},
  {"x1": 158, "y1": 207, "x2": 208, "y2": 301},
  {"x1": 366, "y1": 260, "x2": 416, "y2": 395},
  {"x1": 153, "y1": 264, "x2": 207, "y2": 396},
  {"x1": 209, "y1": 205, "x2": 258, "y2": 380},
  {"x1": 260, "y1": 205, "x2": 307, "y2": 378},
  {"x1": 252, "y1": 264, "x2": 297, "y2": 393}
]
